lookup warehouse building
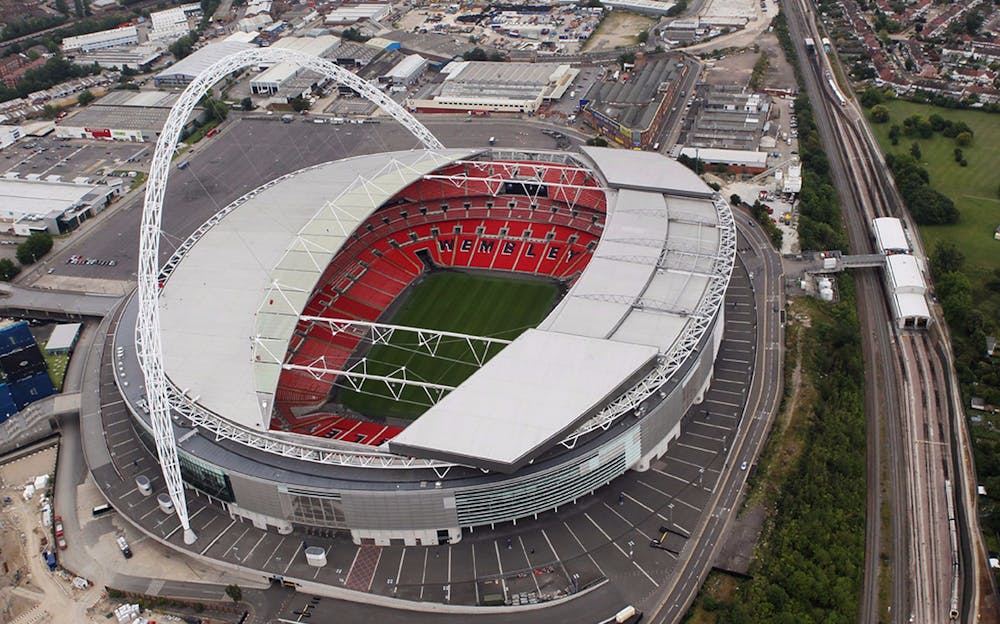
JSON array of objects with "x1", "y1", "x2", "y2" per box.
[
  {"x1": 0, "y1": 125, "x2": 21, "y2": 150},
  {"x1": 678, "y1": 147, "x2": 768, "y2": 174},
  {"x1": 154, "y1": 40, "x2": 256, "y2": 87},
  {"x1": 0, "y1": 177, "x2": 122, "y2": 235},
  {"x1": 382, "y1": 54, "x2": 427, "y2": 86},
  {"x1": 149, "y1": 3, "x2": 202, "y2": 42},
  {"x1": 686, "y1": 87, "x2": 770, "y2": 151},
  {"x1": 70, "y1": 43, "x2": 165, "y2": 72},
  {"x1": 250, "y1": 35, "x2": 340, "y2": 96},
  {"x1": 54, "y1": 90, "x2": 207, "y2": 142},
  {"x1": 62, "y1": 26, "x2": 139, "y2": 53},
  {"x1": 324, "y1": 3, "x2": 391, "y2": 25},
  {"x1": 581, "y1": 57, "x2": 687, "y2": 149},
  {"x1": 407, "y1": 61, "x2": 577, "y2": 114}
]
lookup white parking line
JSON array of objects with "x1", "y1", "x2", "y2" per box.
[
  {"x1": 705, "y1": 398, "x2": 741, "y2": 408},
  {"x1": 243, "y1": 533, "x2": 268, "y2": 563},
  {"x1": 562, "y1": 521, "x2": 604, "y2": 575},
  {"x1": 223, "y1": 526, "x2": 252, "y2": 558},
  {"x1": 677, "y1": 441, "x2": 715, "y2": 454},
  {"x1": 584, "y1": 513, "x2": 659, "y2": 588},
  {"x1": 200, "y1": 519, "x2": 236, "y2": 555},
  {"x1": 396, "y1": 548, "x2": 406, "y2": 590},
  {"x1": 494, "y1": 540, "x2": 504, "y2": 576},
  {"x1": 262, "y1": 536, "x2": 287, "y2": 568},
  {"x1": 663, "y1": 458, "x2": 720, "y2": 473},
  {"x1": 689, "y1": 419, "x2": 731, "y2": 431},
  {"x1": 602, "y1": 503, "x2": 651, "y2": 540},
  {"x1": 471, "y1": 544, "x2": 479, "y2": 604},
  {"x1": 420, "y1": 548, "x2": 428, "y2": 599},
  {"x1": 541, "y1": 529, "x2": 574, "y2": 584},
  {"x1": 687, "y1": 431, "x2": 723, "y2": 443},
  {"x1": 518, "y1": 536, "x2": 541, "y2": 593}
]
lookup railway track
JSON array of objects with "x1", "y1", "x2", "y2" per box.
[{"x1": 781, "y1": 0, "x2": 972, "y2": 621}]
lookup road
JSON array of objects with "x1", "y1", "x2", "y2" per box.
[{"x1": 780, "y1": 0, "x2": 990, "y2": 621}]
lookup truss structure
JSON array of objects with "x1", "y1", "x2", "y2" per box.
[
  {"x1": 557, "y1": 196, "x2": 737, "y2": 448},
  {"x1": 135, "y1": 48, "x2": 445, "y2": 541}
]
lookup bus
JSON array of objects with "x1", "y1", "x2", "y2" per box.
[
  {"x1": 205, "y1": 127, "x2": 219, "y2": 138},
  {"x1": 92, "y1": 503, "x2": 113, "y2": 517}
]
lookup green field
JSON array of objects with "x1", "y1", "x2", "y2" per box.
[
  {"x1": 339, "y1": 271, "x2": 560, "y2": 420},
  {"x1": 869, "y1": 100, "x2": 1000, "y2": 271}
]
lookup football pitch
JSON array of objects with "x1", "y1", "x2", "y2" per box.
[{"x1": 339, "y1": 271, "x2": 560, "y2": 420}]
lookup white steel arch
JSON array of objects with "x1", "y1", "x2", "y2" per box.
[{"x1": 136, "y1": 48, "x2": 443, "y2": 544}]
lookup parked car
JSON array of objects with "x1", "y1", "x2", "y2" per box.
[
  {"x1": 54, "y1": 515, "x2": 64, "y2": 537},
  {"x1": 116, "y1": 535, "x2": 132, "y2": 559}
]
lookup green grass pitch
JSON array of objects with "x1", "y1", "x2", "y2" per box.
[{"x1": 339, "y1": 271, "x2": 560, "y2": 420}]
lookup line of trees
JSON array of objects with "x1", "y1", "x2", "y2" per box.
[{"x1": 884, "y1": 153, "x2": 959, "y2": 225}]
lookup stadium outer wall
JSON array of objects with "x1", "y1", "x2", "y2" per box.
[{"x1": 116, "y1": 150, "x2": 734, "y2": 547}]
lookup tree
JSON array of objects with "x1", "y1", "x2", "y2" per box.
[
  {"x1": 730, "y1": 193, "x2": 742, "y2": 207},
  {"x1": 870, "y1": 104, "x2": 889, "y2": 123},
  {"x1": 930, "y1": 241, "x2": 964, "y2": 276},
  {"x1": 909, "y1": 142, "x2": 921, "y2": 160},
  {"x1": 342, "y1": 27, "x2": 369, "y2": 42},
  {"x1": 956, "y1": 131, "x2": 972, "y2": 146},
  {"x1": 888, "y1": 124, "x2": 900, "y2": 145},
  {"x1": 859, "y1": 88, "x2": 884, "y2": 108},
  {"x1": 240, "y1": 96, "x2": 253, "y2": 111},
  {"x1": 201, "y1": 95, "x2": 228, "y2": 122},
  {"x1": 637, "y1": 29, "x2": 649, "y2": 44},
  {"x1": 224, "y1": 584, "x2": 242, "y2": 603},
  {"x1": 77, "y1": 89, "x2": 95, "y2": 106},
  {"x1": 288, "y1": 96, "x2": 309, "y2": 113},
  {"x1": 954, "y1": 148, "x2": 963, "y2": 162},
  {"x1": 585, "y1": 136, "x2": 608, "y2": 147},
  {"x1": 16, "y1": 232, "x2": 53, "y2": 265},
  {"x1": 0, "y1": 259, "x2": 20, "y2": 281}
]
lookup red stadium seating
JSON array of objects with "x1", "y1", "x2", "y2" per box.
[{"x1": 274, "y1": 160, "x2": 610, "y2": 431}]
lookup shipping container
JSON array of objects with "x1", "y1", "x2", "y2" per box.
[
  {"x1": 0, "y1": 322, "x2": 36, "y2": 357},
  {"x1": 10, "y1": 371, "x2": 55, "y2": 410}
]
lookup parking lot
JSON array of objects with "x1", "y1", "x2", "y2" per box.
[{"x1": 1, "y1": 138, "x2": 149, "y2": 181}]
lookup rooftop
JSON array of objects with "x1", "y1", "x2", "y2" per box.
[
  {"x1": 0, "y1": 177, "x2": 100, "y2": 217},
  {"x1": 583, "y1": 58, "x2": 682, "y2": 131},
  {"x1": 155, "y1": 40, "x2": 256, "y2": 81}
]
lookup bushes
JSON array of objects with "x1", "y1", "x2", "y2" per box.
[
  {"x1": 0, "y1": 259, "x2": 20, "y2": 281},
  {"x1": 884, "y1": 153, "x2": 959, "y2": 225},
  {"x1": 16, "y1": 232, "x2": 53, "y2": 265}
]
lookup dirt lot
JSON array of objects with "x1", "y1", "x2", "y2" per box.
[
  {"x1": 700, "y1": 31, "x2": 796, "y2": 92},
  {"x1": 583, "y1": 10, "x2": 655, "y2": 52},
  {"x1": 0, "y1": 446, "x2": 107, "y2": 624}
]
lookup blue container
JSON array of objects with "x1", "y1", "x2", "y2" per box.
[
  {"x1": 10, "y1": 372, "x2": 55, "y2": 410},
  {"x1": 0, "y1": 383, "x2": 16, "y2": 423},
  {"x1": 0, "y1": 322, "x2": 36, "y2": 357}
]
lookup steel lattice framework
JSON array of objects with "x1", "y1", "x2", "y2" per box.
[{"x1": 136, "y1": 48, "x2": 444, "y2": 542}]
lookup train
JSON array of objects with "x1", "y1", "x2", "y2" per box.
[
  {"x1": 945, "y1": 479, "x2": 960, "y2": 621},
  {"x1": 825, "y1": 71, "x2": 847, "y2": 107}
]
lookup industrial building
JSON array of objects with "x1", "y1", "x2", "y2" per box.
[
  {"x1": 686, "y1": 87, "x2": 771, "y2": 151},
  {"x1": 581, "y1": 57, "x2": 687, "y2": 149},
  {"x1": 870, "y1": 217, "x2": 931, "y2": 328},
  {"x1": 599, "y1": 0, "x2": 678, "y2": 15},
  {"x1": 69, "y1": 43, "x2": 165, "y2": 72},
  {"x1": 61, "y1": 25, "x2": 139, "y2": 53},
  {"x1": 0, "y1": 176, "x2": 121, "y2": 235},
  {"x1": 149, "y1": 3, "x2": 202, "y2": 42},
  {"x1": 154, "y1": 40, "x2": 256, "y2": 87},
  {"x1": 407, "y1": 61, "x2": 578, "y2": 114},
  {"x1": 249, "y1": 35, "x2": 340, "y2": 96},
  {"x1": 0, "y1": 125, "x2": 21, "y2": 150},
  {"x1": 0, "y1": 322, "x2": 55, "y2": 423},
  {"x1": 54, "y1": 90, "x2": 207, "y2": 142},
  {"x1": 44, "y1": 323, "x2": 83, "y2": 355},
  {"x1": 382, "y1": 54, "x2": 427, "y2": 86},
  {"x1": 324, "y1": 3, "x2": 391, "y2": 25},
  {"x1": 678, "y1": 147, "x2": 768, "y2": 174}
]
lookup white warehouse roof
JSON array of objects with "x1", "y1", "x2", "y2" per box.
[
  {"x1": 250, "y1": 35, "x2": 340, "y2": 90},
  {"x1": 155, "y1": 40, "x2": 255, "y2": 83},
  {"x1": 0, "y1": 177, "x2": 100, "y2": 218},
  {"x1": 679, "y1": 147, "x2": 768, "y2": 169}
]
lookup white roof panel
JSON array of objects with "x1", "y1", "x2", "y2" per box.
[
  {"x1": 581, "y1": 146, "x2": 716, "y2": 197},
  {"x1": 886, "y1": 253, "x2": 924, "y2": 292},
  {"x1": 873, "y1": 217, "x2": 909, "y2": 253},
  {"x1": 160, "y1": 149, "x2": 476, "y2": 430},
  {"x1": 388, "y1": 329, "x2": 658, "y2": 471}
]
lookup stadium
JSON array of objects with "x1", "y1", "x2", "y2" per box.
[{"x1": 109, "y1": 49, "x2": 737, "y2": 550}]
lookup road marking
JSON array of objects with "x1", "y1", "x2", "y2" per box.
[
  {"x1": 494, "y1": 540, "x2": 504, "y2": 576},
  {"x1": 395, "y1": 548, "x2": 406, "y2": 589},
  {"x1": 420, "y1": 548, "x2": 428, "y2": 599},
  {"x1": 687, "y1": 431, "x2": 723, "y2": 443},
  {"x1": 677, "y1": 442, "x2": 715, "y2": 455},
  {"x1": 368, "y1": 548, "x2": 382, "y2": 591},
  {"x1": 343, "y1": 546, "x2": 361, "y2": 582},
  {"x1": 471, "y1": 543, "x2": 479, "y2": 604},
  {"x1": 243, "y1": 532, "x2": 268, "y2": 562},
  {"x1": 689, "y1": 419, "x2": 730, "y2": 431},
  {"x1": 562, "y1": 521, "x2": 604, "y2": 575},
  {"x1": 223, "y1": 526, "x2": 252, "y2": 558},
  {"x1": 139, "y1": 505, "x2": 162, "y2": 521},
  {"x1": 518, "y1": 536, "x2": 541, "y2": 593},
  {"x1": 541, "y1": 529, "x2": 574, "y2": 584},
  {"x1": 602, "y1": 502, "x2": 651, "y2": 540},
  {"x1": 314, "y1": 547, "x2": 328, "y2": 580},
  {"x1": 262, "y1": 536, "x2": 286, "y2": 568},
  {"x1": 200, "y1": 519, "x2": 236, "y2": 555},
  {"x1": 659, "y1": 460, "x2": 720, "y2": 474}
]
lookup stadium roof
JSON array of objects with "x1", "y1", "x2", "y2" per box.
[
  {"x1": 160, "y1": 147, "x2": 730, "y2": 470},
  {"x1": 159, "y1": 149, "x2": 476, "y2": 430},
  {"x1": 388, "y1": 330, "x2": 658, "y2": 472}
]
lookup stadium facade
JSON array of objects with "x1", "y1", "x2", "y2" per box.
[{"x1": 113, "y1": 144, "x2": 735, "y2": 547}]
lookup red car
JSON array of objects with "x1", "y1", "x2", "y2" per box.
[{"x1": 54, "y1": 516, "x2": 64, "y2": 538}]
